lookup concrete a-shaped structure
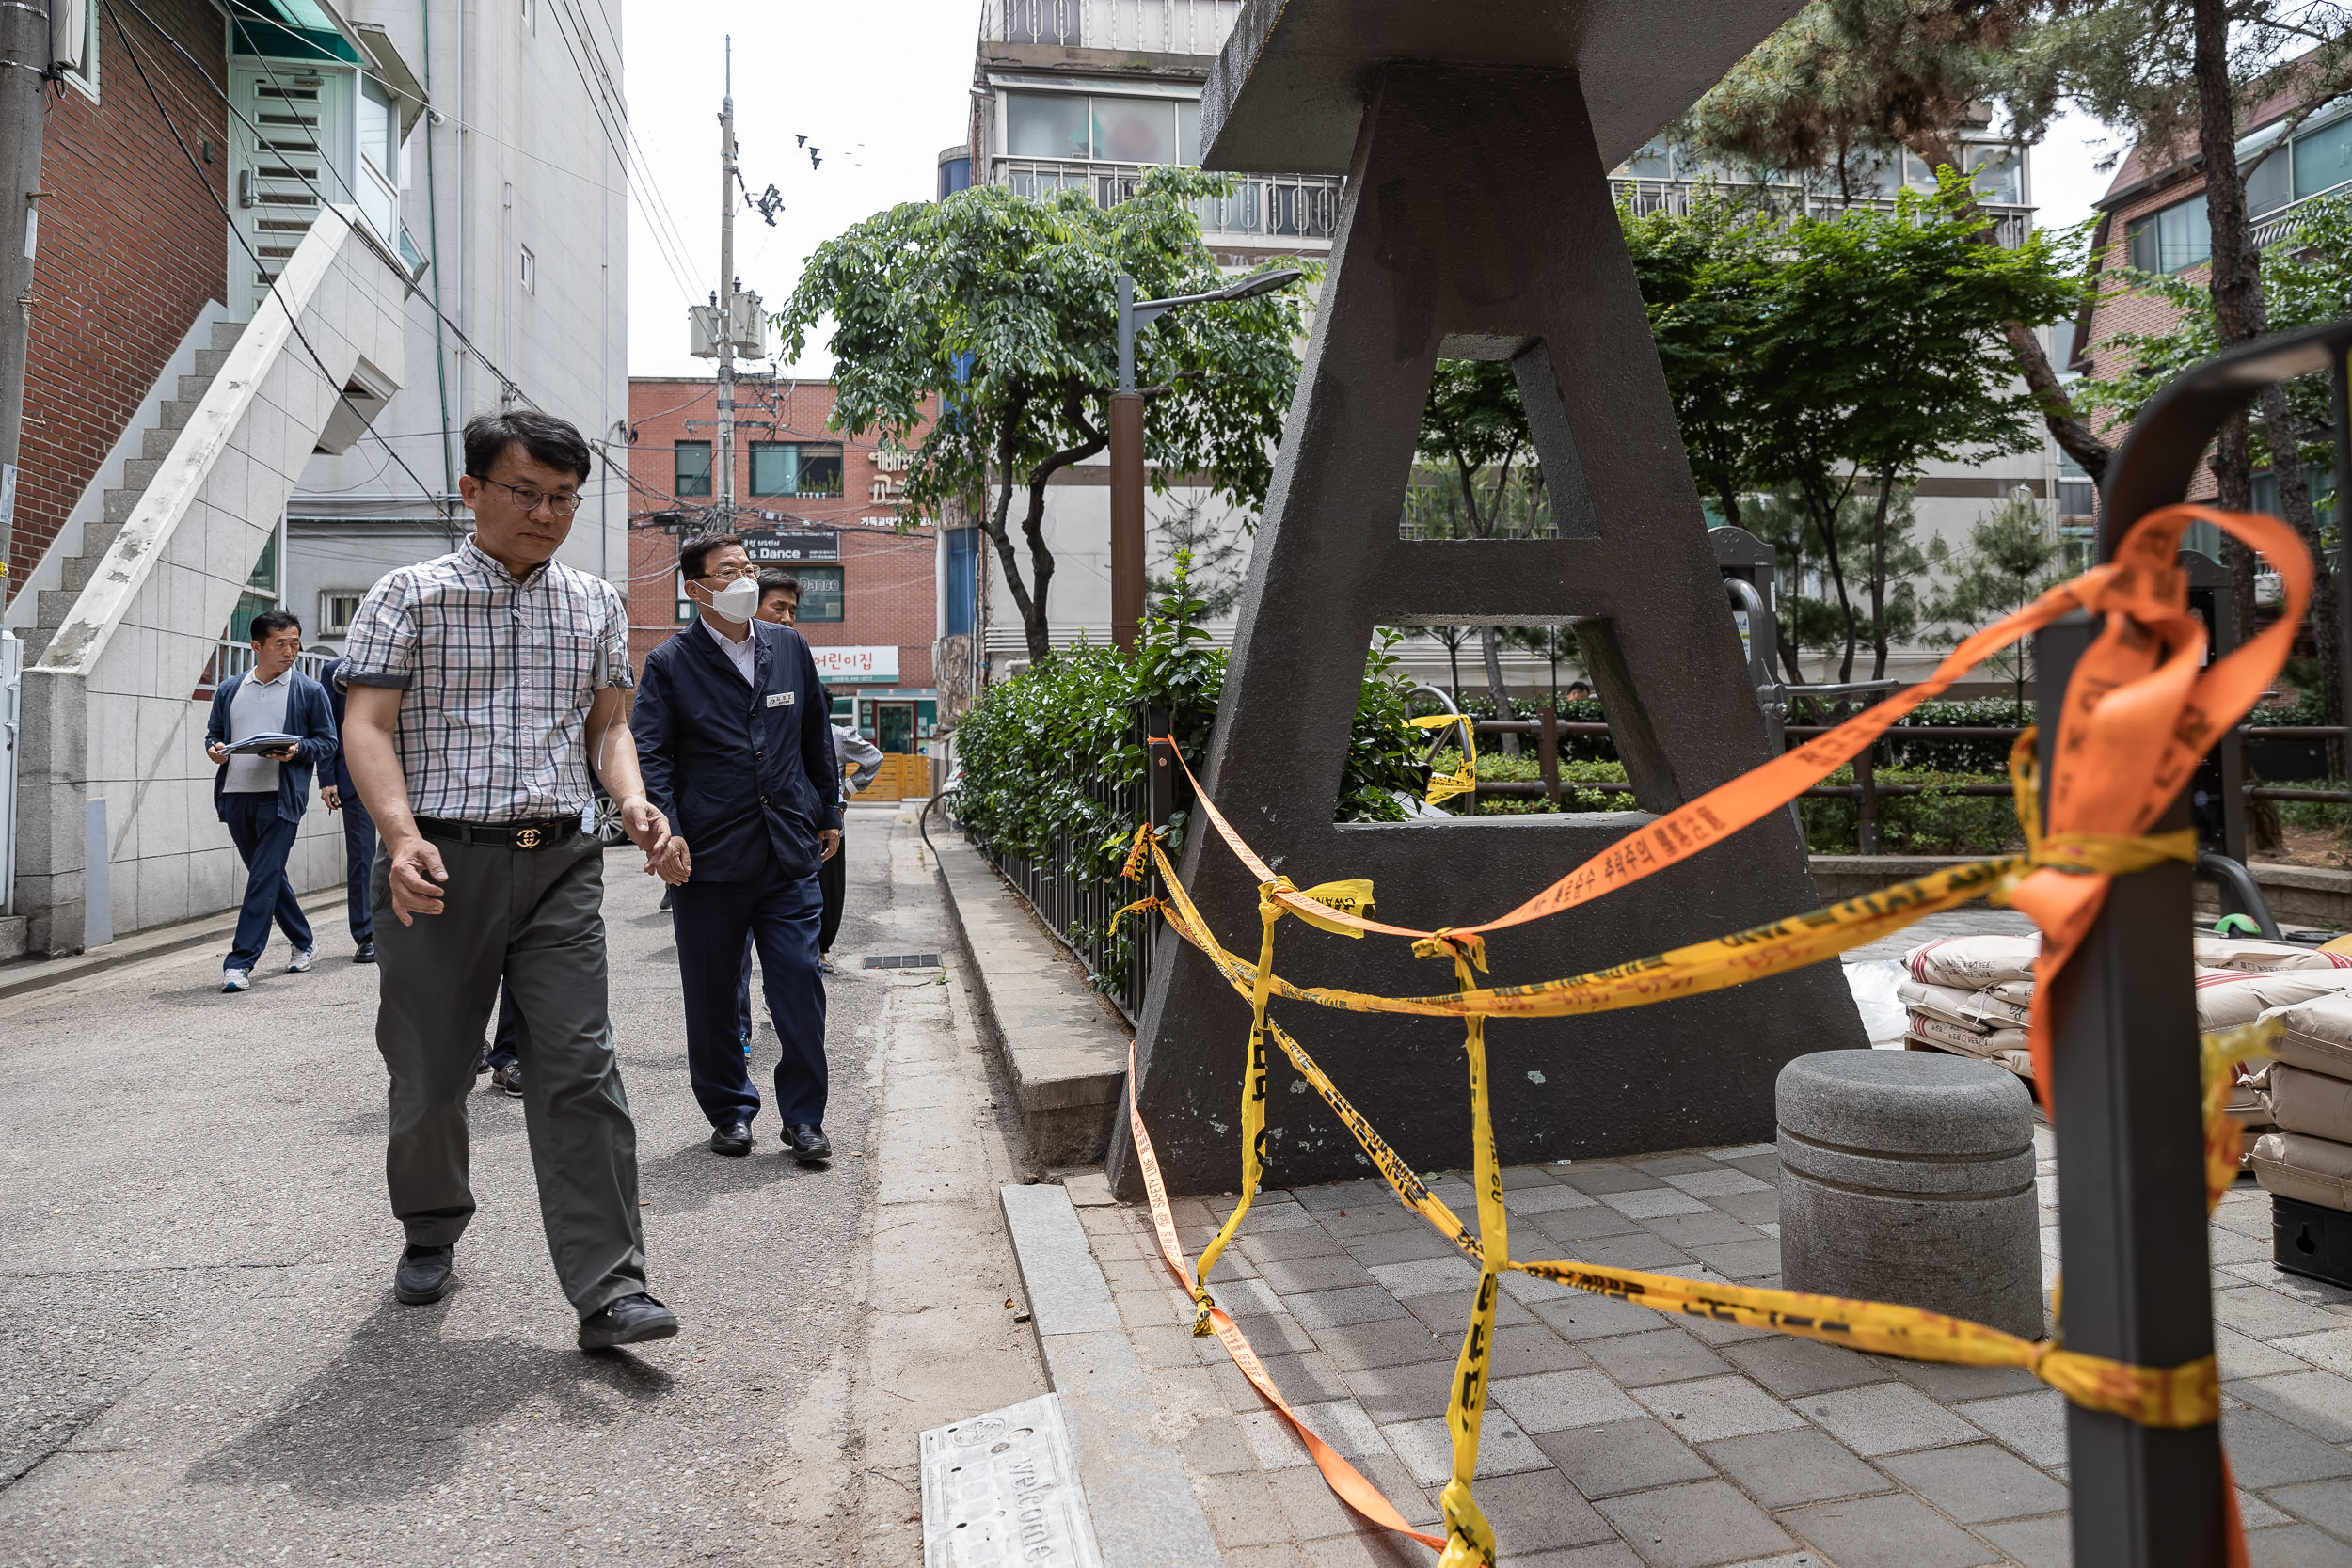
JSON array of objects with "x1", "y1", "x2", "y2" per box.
[{"x1": 1110, "y1": 0, "x2": 1867, "y2": 1198}]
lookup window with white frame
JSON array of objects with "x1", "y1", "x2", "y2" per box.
[{"x1": 518, "y1": 245, "x2": 535, "y2": 294}]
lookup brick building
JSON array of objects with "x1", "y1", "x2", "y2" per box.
[
  {"x1": 625, "y1": 377, "x2": 943, "y2": 753},
  {"x1": 5, "y1": 0, "x2": 227, "y2": 599},
  {"x1": 2071, "y1": 55, "x2": 2351, "y2": 537}
]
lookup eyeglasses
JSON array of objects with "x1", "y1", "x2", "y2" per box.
[
  {"x1": 698, "y1": 562, "x2": 758, "y2": 583},
  {"x1": 476, "y1": 476, "x2": 583, "y2": 515}
]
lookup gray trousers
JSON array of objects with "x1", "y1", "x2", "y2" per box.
[{"x1": 371, "y1": 832, "x2": 646, "y2": 1316}]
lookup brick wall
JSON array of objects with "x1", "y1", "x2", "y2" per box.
[
  {"x1": 624, "y1": 377, "x2": 939, "y2": 685},
  {"x1": 9, "y1": 0, "x2": 228, "y2": 601}
]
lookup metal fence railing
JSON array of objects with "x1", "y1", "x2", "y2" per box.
[
  {"x1": 986, "y1": 0, "x2": 1241, "y2": 55},
  {"x1": 965, "y1": 709, "x2": 1171, "y2": 1025},
  {"x1": 996, "y1": 159, "x2": 1343, "y2": 241},
  {"x1": 1609, "y1": 180, "x2": 2034, "y2": 248},
  {"x1": 1462, "y1": 713, "x2": 2352, "y2": 845}
]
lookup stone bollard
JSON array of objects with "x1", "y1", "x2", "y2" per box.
[{"x1": 1776, "y1": 1051, "x2": 2043, "y2": 1338}]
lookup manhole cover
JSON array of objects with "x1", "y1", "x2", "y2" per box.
[
  {"x1": 921, "y1": 1393, "x2": 1100, "y2": 1568},
  {"x1": 866, "y1": 954, "x2": 943, "y2": 970}
]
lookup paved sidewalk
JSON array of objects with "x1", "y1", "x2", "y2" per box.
[
  {"x1": 2, "y1": 805, "x2": 1045, "y2": 1566},
  {"x1": 1067, "y1": 1133, "x2": 2352, "y2": 1568}
]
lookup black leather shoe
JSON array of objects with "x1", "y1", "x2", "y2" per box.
[
  {"x1": 578, "y1": 1292, "x2": 678, "y2": 1351},
  {"x1": 492, "y1": 1063, "x2": 523, "y2": 1098},
  {"x1": 394, "y1": 1243, "x2": 453, "y2": 1305},
  {"x1": 783, "y1": 1122, "x2": 832, "y2": 1164},
  {"x1": 352, "y1": 941, "x2": 376, "y2": 964},
  {"x1": 709, "y1": 1120, "x2": 752, "y2": 1157}
]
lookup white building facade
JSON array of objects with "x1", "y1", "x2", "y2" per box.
[{"x1": 284, "y1": 0, "x2": 630, "y2": 657}]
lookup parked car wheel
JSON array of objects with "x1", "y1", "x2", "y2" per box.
[{"x1": 590, "y1": 791, "x2": 628, "y2": 846}]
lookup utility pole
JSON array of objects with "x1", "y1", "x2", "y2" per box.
[
  {"x1": 715, "y1": 36, "x2": 736, "y2": 528},
  {"x1": 0, "y1": 0, "x2": 50, "y2": 603}
]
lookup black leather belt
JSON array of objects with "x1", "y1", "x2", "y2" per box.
[{"x1": 415, "y1": 816, "x2": 580, "y2": 850}]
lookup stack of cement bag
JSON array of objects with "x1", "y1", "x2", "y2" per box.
[
  {"x1": 1899, "y1": 935, "x2": 2352, "y2": 1117},
  {"x1": 2251, "y1": 992, "x2": 2352, "y2": 1210},
  {"x1": 1899, "y1": 935, "x2": 2040, "y2": 1082}
]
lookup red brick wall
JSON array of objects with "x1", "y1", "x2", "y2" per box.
[
  {"x1": 624, "y1": 377, "x2": 939, "y2": 683},
  {"x1": 8, "y1": 1, "x2": 228, "y2": 601}
]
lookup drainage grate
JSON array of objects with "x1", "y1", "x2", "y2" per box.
[{"x1": 865, "y1": 953, "x2": 942, "y2": 970}]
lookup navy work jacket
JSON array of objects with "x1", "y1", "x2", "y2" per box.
[
  {"x1": 632, "y1": 618, "x2": 842, "y2": 882},
  {"x1": 317, "y1": 657, "x2": 360, "y2": 798},
  {"x1": 205, "y1": 670, "x2": 339, "y2": 825}
]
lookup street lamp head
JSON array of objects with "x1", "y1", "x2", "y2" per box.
[{"x1": 1216, "y1": 267, "x2": 1305, "y2": 302}]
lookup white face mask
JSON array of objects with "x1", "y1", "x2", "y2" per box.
[{"x1": 707, "y1": 576, "x2": 760, "y2": 623}]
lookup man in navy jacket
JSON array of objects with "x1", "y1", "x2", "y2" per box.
[
  {"x1": 632, "y1": 532, "x2": 841, "y2": 1163},
  {"x1": 204, "y1": 610, "x2": 338, "y2": 991},
  {"x1": 315, "y1": 655, "x2": 376, "y2": 964}
]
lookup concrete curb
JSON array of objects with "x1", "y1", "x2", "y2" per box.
[
  {"x1": 1000, "y1": 1181, "x2": 1223, "y2": 1568},
  {"x1": 0, "y1": 886, "x2": 350, "y2": 1002},
  {"x1": 931, "y1": 828, "x2": 1129, "y2": 1164}
]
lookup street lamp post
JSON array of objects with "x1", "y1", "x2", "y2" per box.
[{"x1": 1110, "y1": 268, "x2": 1302, "y2": 649}]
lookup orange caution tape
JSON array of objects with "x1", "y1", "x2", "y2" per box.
[
  {"x1": 1122, "y1": 503, "x2": 2305, "y2": 1566},
  {"x1": 1124, "y1": 1042, "x2": 1447, "y2": 1554}
]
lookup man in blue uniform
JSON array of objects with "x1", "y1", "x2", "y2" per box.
[{"x1": 633, "y1": 533, "x2": 841, "y2": 1163}]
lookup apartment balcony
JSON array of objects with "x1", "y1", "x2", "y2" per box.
[
  {"x1": 1611, "y1": 179, "x2": 2036, "y2": 248},
  {"x1": 2250, "y1": 185, "x2": 2351, "y2": 250},
  {"x1": 986, "y1": 0, "x2": 1241, "y2": 57},
  {"x1": 997, "y1": 158, "x2": 1343, "y2": 243}
]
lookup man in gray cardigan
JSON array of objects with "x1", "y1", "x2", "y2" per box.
[{"x1": 204, "y1": 609, "x2": 338, "y2": 992}]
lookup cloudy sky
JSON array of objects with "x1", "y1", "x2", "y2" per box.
[
  {"x1": 617, "y1": 1, "x2": 2125, "y2": 381},
  {"x1": 619, "y1": 0, "x2": 977, "y2": 381}
]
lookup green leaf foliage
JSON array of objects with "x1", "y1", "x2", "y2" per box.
[
  {"x1": 772, "y1": 172, "x2": 1315, "y2": 657},
  {"x1": 951, "y1": 559, "x2": 1425, "y2": 903}
]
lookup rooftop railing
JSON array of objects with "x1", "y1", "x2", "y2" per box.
[
  {"x1": 2249, "y1": 183, "x2": 2352, "y2": 249},
  {"x1": 996, "y1": 158, "x2": 1343, "y2": 241},
  {"x1": 985, "y1": 0, "x2": 1241, "y2": 55},
  {"x1": 1611, "y1": 179, "x2": 2035, "y2": 248}
]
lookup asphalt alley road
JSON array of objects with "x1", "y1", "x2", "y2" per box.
[{"x1": 0, "y1": 801, "x2": 1046, "y2": 1565}]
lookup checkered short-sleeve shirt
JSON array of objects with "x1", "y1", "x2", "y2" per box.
[{"x1": 340, "y1": 536, "x2": 634, "y2": 822}]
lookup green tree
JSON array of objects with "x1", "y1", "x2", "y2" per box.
[
  {"x1": 1146, "y1": 492, "x2": 1250, "y2": 620},
  {"x1": 774, "y1": 171, "x2": 1313, "y2": 660},
  {"x1": 1924, "y1": 489, "x2": 2069, "y2": 719},
  {"x1": 1748, "y1": 183, "x2": 2078, "y2": 680},
  {"x1": 1745, "y1": 487, "x2": 1931, "y2": 689},
  {"x1": 1621, "y1": 193, "x2": 1777, "y2": 530},
  {"x1": 1413, "y1": 359, "x2": 1552, "y2": 751},
  {"x1": 1678, "y1": 0, "x2": 2113, "y2": 480},
  {"x1": 1679, "y1": 0, "x2": 2352, "y2": 723}
]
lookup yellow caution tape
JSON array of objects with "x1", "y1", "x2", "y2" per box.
[{"x1": 1410, "y1": 713, "x2": 1477, "y2": 807}]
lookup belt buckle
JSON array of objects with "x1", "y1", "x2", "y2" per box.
[{"x1": 515, "y1": 825, "x2": 545, "y2": 850}]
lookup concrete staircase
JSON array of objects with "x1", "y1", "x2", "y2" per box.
[{"x1": 18, "y1": 318, "x2": 247, "y2": 669}]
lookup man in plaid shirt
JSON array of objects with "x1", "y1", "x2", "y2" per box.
[{"x1": 338, "y1": 410, "x2": 685, "y2": 1352}]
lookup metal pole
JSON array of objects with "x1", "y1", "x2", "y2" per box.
[
  {"x1": 0, "y1": 0, "x2": 48, "y2": 605},
  {"x1": 1110, "y1": 273, "x2": 1144, "y2": 650},
  {"x1": 715, "y1": 38, "x2": 736, "y2": 527},
  {"x1": 1537, "y1": 704, "x2": 1561, "y2": 808},
  {"x1": 2038, "y1": 610, "x2": 2225, "y2": 1568}
]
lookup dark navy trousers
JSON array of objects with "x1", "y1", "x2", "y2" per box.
[
  {"x1": 337, "y1": 794, "x2": 375, "y2": 945},
  {"x1": 669, "y1": 856, "x2": 826, "y2": 1129},
  {"x1": 221, "y1": 792, "x2": 311, "y2": 972}
]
